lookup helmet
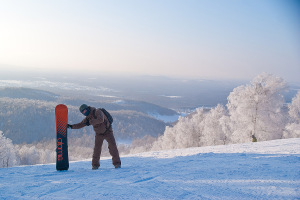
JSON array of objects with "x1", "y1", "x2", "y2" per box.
[{"x1": 79, "y1": 104, "x2": 90, "y2": 116}]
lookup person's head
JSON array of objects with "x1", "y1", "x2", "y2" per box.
[{"x1": 79, "y1": 104, "x2": 90, "y2": 116}]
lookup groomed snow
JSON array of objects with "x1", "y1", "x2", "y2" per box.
[{"x1": 1, "y1": 138, "x2": 299, "y2": 200}]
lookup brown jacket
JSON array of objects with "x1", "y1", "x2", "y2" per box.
[{"x1": 72, "y1": 107, "x2": 110, "y2": 134}]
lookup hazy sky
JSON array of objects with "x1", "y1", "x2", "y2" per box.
[{"x1": 0, "y1": 0, "x2": 299, "y2": 81}]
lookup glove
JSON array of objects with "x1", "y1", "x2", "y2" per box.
[
  {"x1": 85, "y1": 120, "x2": 90, "y2": 126},
  {"x1": 67, "y1": 124, "x2": 73, "y2": 129}
]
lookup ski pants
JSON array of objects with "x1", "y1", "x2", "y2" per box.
[{"x1": 92, "y1": 128, "x2": 121, "y2": 168}]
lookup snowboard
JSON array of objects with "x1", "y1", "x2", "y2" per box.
[{"x1": 55, "y1": 104, "x2": 69, "y2": 171}]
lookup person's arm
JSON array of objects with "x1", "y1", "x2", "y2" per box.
[{"x1": 69, "y1": 118, "x2": 89, "y2": 129}]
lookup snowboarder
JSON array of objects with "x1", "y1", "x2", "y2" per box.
[{"x1": 67, "y1": 104, "x2": 121, "y2": 169}]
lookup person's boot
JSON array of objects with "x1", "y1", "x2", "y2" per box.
[
  {"x1": 92, "y1": 165, "x2": 99, "y2": 170},
  {"x1": 114, "y1": 164, "x2": 121, "y2": 169}
]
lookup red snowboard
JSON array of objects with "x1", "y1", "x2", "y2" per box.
[{"x1": 55, "y1": 104, "x2": 69, "y2": 171}]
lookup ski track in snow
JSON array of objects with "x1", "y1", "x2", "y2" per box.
[{"x1": 0, "y1": 138, "x2": 300, "y2": 200}]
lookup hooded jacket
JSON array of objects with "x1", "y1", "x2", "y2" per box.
[{"x1": 72, "y1": 107, "x2": 111, "y2": 134}]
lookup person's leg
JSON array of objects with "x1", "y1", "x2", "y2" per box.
[
  {"x1": 105, "y1": 130, "x2": 121, "y2": 167},
  {"x1": 92, "y1": 133, "x2": 104, "y2": 169}
]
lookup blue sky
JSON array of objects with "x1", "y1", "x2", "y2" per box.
[{"x1": 0, "y1": 0, "x2": 299, "y2": 81}]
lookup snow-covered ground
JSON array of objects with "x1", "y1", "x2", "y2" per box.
[{"x1": 1, "y1": 138, "x2": 299, "y2": 200}]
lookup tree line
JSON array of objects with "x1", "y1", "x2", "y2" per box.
[{"x1": 129, "y1": 73, "x2": 300, "y2": 153}]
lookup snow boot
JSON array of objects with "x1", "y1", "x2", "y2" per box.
[{"x1": 92, "y1": 165, "x2": 99, "y2": 170}]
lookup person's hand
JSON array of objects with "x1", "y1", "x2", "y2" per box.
[{"x1": 67, "y1": 124, "x2": 73, "y2": 129}]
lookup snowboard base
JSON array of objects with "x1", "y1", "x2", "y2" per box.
[{"x1": 55, "y1": 104, "x2": 69, "y2": 171}]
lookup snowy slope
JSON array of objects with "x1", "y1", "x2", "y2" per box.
[{"x1": 1, "y1": 138, "x2": 299, "y2": 200}]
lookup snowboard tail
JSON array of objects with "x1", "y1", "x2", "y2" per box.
[{"x1": 55, "y1": 104, "x2": 69, "y2": 171}]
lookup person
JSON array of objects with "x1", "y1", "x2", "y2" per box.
[
  {"x1": 251, "y1": 135, "x2": 257, "y2": 142},
  {"x1": 67, "y1": 104, "x2": 121, "y2": 169}
]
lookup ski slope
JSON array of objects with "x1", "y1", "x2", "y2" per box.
[{"x1": 1, "y1": 138, "x2": 299, "y2": 200}]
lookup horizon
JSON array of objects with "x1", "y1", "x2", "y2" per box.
[{"x1": 1, "y1": 65, "x2": 300, "y2": 85}]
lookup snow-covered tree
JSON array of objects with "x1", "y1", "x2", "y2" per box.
[
  {"x1": 227, "y1": 73, "x2": 288, "y2": 143},
  {"x1": 151, "y1": 108, "x2": 207, "y2": 150},
  {"x1": 127, "y1": 135, "x2": 157, "y2": 154},
  {"x1": 16, "y1": 145, "x2": 41, "y2": 165},
  {"x1": 188, "y1": 108, "x2": 207, "y2": 146},
  {"x1": 201, "y1": 105, "x2": 228, "y2": 146},
  {"x1": 288, "y1": 91, "x2": 300, "y2": 123},
  {"x1": 219, "y1": 114, "x2": 233, "y2": 144},
  {"x1": 284, "y1": 91, "x2": 300, "y2": 138},
  {"x1": 0, "y1": 131, "x2": 19, "y2": 167},
  {"x1": 284, "y1": 123, "x2": 300, "y2": 138}
]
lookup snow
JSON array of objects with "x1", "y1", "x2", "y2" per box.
[
  {"x1": 159, "y1": 95, "x2": 182, "y2": 99},
  {"x1": 1, "y1": 138, "x2": 299, "y2": 200},
  {"x1": 97, "y1": 94, "x2": 118, "y2": 98},
  {"x1": 148, "y1": 112, "x2": 182, "y2": 123},
  {"x1": 114, "y1": 100, "x2": 126, "y2": 105}
]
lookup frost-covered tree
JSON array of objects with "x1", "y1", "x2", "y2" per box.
[
  {"x1": 152, "y1": 108, "x2": 206, "y2": 150},
  {"x1": 16, "y1": 145, "x2": 41, "y2": 165},
  {"x1": 151, "y1": 117, "x2": 191, "y2": 150},
  {"x1": 126, "y1": 135, "x2": 157, "y2": 154},
  {"x1": 219, "y1": 114, "x2": 232, "y2": 144},
  {"x1": 288, "y1": 91, "x2": 300, "y2": 123},
  {"x1": 284, "y1": 123, "x2": 300, "y2": 138},
  {"x1": 227, "y1": 73, "x2": 288, "y2": 143},
  {"x1": 201, "y1": 105, "x2": 228, "y2": 146},
  {"x1": 284, "y1": 91, "x2": 300, "y2": 138},
  {"x1": 0, "y1": 131, "x2": 19, "y2": 167}
]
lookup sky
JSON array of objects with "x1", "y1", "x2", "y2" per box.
[{"x1": 0, "y1": 0, "x2": 299, "y2": 82}]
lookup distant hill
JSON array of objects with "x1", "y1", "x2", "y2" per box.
[
  {"x1": 0, "y1": 87, "x2": 59, "y2": 101},
  {"x1": 0, "y1": 87, "x2": 176, "y2": 144},
  {"x1": 0, "y1": 87, "x2": 178, "y2": 115},
  {"x1": 0, "y1": 97, "x2": 167, "y2": 144},
  {"x1": 0, "y1": 75, "x2": 245, "y2": 110}
]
